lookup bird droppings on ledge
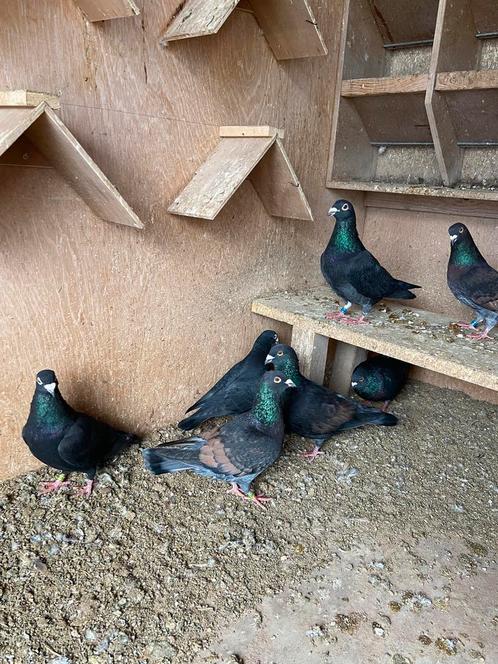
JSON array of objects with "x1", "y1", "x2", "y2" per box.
[{"x1": 0, "y1": 381, "x2": 497, "y2": 663}]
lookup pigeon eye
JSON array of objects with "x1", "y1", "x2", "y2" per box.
[
  {"x1": 277, "y1": 351, "x2": 284, "y2": 357},
  {"x1": 341, "y1": 203, "x2": 349, "y2": 211},
  {"x1": 359, "y1": 377, "x2": 365, "y2": 383},
  {"x1": 459, "y1": 227, "x2": 464, "y2": 233},
  {"x1": 36, "y1": 377, "x2": 42, "y2": 385},
  {"x1": 273, "y1": 376, "x2": 282, "y2": 384}
]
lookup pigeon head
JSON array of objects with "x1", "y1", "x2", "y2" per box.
[
  {"x1": 253, "y1": 370, "x2": 296, "y2": 426},
  {"x1": 265, "y1": 344, "x2": 301, "y2": 384},
  {"x1": 253, "y1": 330, "x2": 279, "y2": 351},
  {"x1": 260, "y1": 370, "x2": 296, "y2": 396},
  {"x1": 351, "y1": 363, "x2": 378, "y2": 392},
  {"x1": 328, "y1": 199, "x2": 355, "y2": 223},
  {"x1": 448, "y1": 223, "x2": 470, "y2": 246},
  {"x1": 35, "y1": 369, "x2": 58, "y2": 396}
]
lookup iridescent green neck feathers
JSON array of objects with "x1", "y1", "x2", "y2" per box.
[{"x1": 253, "y1": 382, "x2": 281, "y2": 426}]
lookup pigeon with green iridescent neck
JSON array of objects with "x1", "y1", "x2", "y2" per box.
[
  {"x1": 179, "y1": 330, "x2": 279, "y2": 431},
  {"x1": 22, "y1": 369, "x2": 140, "y2": 496},
  {"x1": 352, "y1": 355, "x2": 409, "y2": 411},
  {"x1": 447, "y1": 223, "x2": 498, "y2": 341},
  {"x1": 321, "y1": 200, "x2": 420, "y2": 324},
  {"x1": 143, "y1": 371, "x2": 295, "y2": 508},
  {"x1": 265, "y1": 344, "x2": 397, "y2": 461}
]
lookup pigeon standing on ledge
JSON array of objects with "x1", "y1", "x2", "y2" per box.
[
  {"x1": 447, "y1": 222, "x2": 498, "y2": 341},
  {"x1": 352, "y1": 355, "x2": 410, "y2": 411},
  {"x1": 321, "y1": 200, "x2": 420, "y2": 324},
  {"x1": 22, "y1": 369, "x2": 140, "y2": 496},
  {"x1": 143, "y1": 371, "x2": 295, "y2": 508},
  {"x1": 265, "y1": 344, "x2": 397, "y2": 462},
  {"x1": 179, "y1": 330, "x2": 278, "y2": 430}
]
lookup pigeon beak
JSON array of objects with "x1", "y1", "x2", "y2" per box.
[
  {"x1": 265, "y1": 354, "x2": 275, "y2": 365},
  {"x1": 328, "y1": 207, "x2": 339, "y2": 217},
  {"x1": 285, "y1": 379, "x2": 296, "y2": 388},
  {"x1": 351, "y1": 381, "x2": 358, "y2": 387},
  {"x1": 44, "y1": 382, "x2": 56, "y2": 395},
  {"x1": 450, "y1": 234, "x2": 457, "y2": 244}
]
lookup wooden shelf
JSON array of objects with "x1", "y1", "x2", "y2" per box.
[
  {"x1": 73, "y1": 0, "x2": 139, "y2": 22},
  {"x1": 252, "y1": 286, "x2": 498, "y2": 393},
  {"x1": 160, "y1": 0, "x2": 327, "y2": 61},
  {"x1": 329, "y1": 0, "x2": 498, "y2": 200},
  {"x1": 0, "y1": 98, "x2": 143, "y2": 229},
  {"x1": 168, "y1": 126, "x2": 313, "y2": 221}
]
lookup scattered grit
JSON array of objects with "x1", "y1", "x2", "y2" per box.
[{"x1": 0, "y1": 382, "x2": 496, "y2": 663}]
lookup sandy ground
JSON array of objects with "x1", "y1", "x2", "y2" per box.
[{"x1": 0, "y1": 381, "x2": 496, "y2": 664}]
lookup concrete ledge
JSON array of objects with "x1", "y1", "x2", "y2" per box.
[{"x1": 252, "y1": 286, "x2": 498, "y2": 392}]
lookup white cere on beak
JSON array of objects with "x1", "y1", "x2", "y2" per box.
[
  {"x1": 265, "y1": 354, "x2": 275, "y2": 364},
  {"x1": 328, "y1": 207, "x2": 339, "y2": 216},
  {"x1": 285, "y1": 379, "x2": 296, "y2": 388},
  {"x1": 351, "y1": 381, "x2": 358, "y2": 387},
  {"x1": 450, "y1": 234, "x2": 457, "y2": 243},
  {"x1": 44, "y1": 382, "x2": 56, "y2": 395}
]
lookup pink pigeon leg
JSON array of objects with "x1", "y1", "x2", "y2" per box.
[
  {"x1": 325, "y1": 312, "x2": 369, "y2": 326},
  {"x1": 227, "y1": 483, "x2": 271, "y2": 508},
  {"x1": 75, "y1": 479, "x2": 95, "y2": 497},
  {"x1": 303, "y1": 445, "x2": 324, "y2": 463},
  {"x1": 39, "y1": 474, "x2": 70, "y2": 495},
  {"x1": 467, "y1": 329, "x2": 494, "y2": 341},
  {"x1": 382, "y1": 400, "x2": 391, "y2": 412},
  {"x1": 456, "y1": 321, "x2": 477, "y2": 330}
]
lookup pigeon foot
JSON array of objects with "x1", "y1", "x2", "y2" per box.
[
  {"x1": 227, "y1": 483, "x2": 271, "y2": 509},
  {"x1": 325, "y1": 312, "x2": 368, "y2": 325},
  {"x1": 467, "y1": 330, "x2": 493, "y2": 341},
  {"x1": 382, "y1": 400, "x2": 391, "y2": 412},
  {"x1": 456, "y1": 321, "x2": 479, "y2": 330},
  {"x1": 75, "y1": 479, "x2": 95, "y2": 497},
  {"x1": 303, "y1": 446, "x2": 324, "y2": 463},
  {"x1": 39, "y1": 476, "x2": 70, "y2": 495}
]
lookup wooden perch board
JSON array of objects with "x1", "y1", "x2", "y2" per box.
[
  {"x1": 73, "y1": 0, "x2": 139, "y2": 22},
  {"x1": 0, "y1": 90, "x2": 60, "y2": 109},
  {"x1": 161, "y1": 0, "x2": 327, "y2": 60},
  {"x1": 168, "y1": 127, "x2": 313, "y2": 221},
  {"x1": 0, "y1": 103, "x2": 142, "y2": 229}
]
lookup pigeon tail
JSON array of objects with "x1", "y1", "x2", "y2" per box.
[
  {"x1": 142, "y1": 437, "x2": 205, "y2": 475},
  {"x1": 387, "y1": 279, "x2": 420, "y2": 299},
  {"x1": 338, "y1": 406, "x2": 397, "y2": 431},
  {"x1": 178, "y1": 409, "x2": 209, "y2": 431}
]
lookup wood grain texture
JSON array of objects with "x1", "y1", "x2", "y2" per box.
[
  {"x1": 327, "y1": 178, "x2": 498, "y2": 200},
  {"x1": 73, "y1": 0, "x2": 140, "y2": 22},
  {"x1": 0, "y1": 105, "x2": 45, "y2": 155},
  {"x1": 252, "y1": 287, "x2": 498, "y2": 392},
  {"x1": 290, "y1": 325, "x2": 328, "y2": 384},
  {"x1": 436, "y1": 69, "x2": 498, "y2": 91},
  {"x1": 249, "y1": 0, "x2": 328, "y2": 60},
  {"x1": 367, "y1": 0, "x2": 439, "y2": 44},
  {"x1": 341, "y1": 74, "x2": 428, "y2": 97},
  {"x1": 160, "y1": 0, "x2": 239, "y2": 43},
  {"x1": 0, "y1": 90, "x2": 60, "y2": 108},
  {"x1": 365, "y1": 192, "x2": 498, "y2": 219}
]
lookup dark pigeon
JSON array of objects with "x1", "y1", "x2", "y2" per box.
[
  {"x1": 22, "y1": 369, "x2": 140, "y2": 496},
  {"x1": 351, "y1": 355, "x2": 410, "y2": 410},
  {"x1": 178, "y1": 329, "x2": 279, "y2": 430},
  {"x1": 321, "y1": 199, "x2": 420, "y2": 324},
  {"x1": 265, "y1": 344, "x2": 397, "y2": 461},
  {"x1": 447, "y1": 222, "x2": 498, "y2": 341},
  {"x1": 143, "y1": 370, "x2": 295, "y2": 507}
]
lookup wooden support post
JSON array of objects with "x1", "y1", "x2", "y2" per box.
[
  {"x1": 291, "y1": 325, "x2": 328, "y2": 385},
  {"x1": 329, "y1": 341, "x2": 367, "y2": 396}
]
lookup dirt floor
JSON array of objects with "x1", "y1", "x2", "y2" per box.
[{"x1": 0, "y1": 381, "x2": 496, "y2": 664}]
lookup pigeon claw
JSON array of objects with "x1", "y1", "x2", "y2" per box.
[
  {"x1": 39, "y1": 478, "x2": 70, "y2": 495},
  {"x1": 303, "y1": 446, "x2": 324, "y2": 463},
  {"x1": 325, "y1": 312, "x2": 368, "y2": 326},
  {"x1": 466, "y1": 330, "x2": 493, "y2": 341},
  {"x1": 456, "y1": 320, "x2": 479, "y2": 330},
  {"x1": 75, "y1": 479, "x2": 95, "y2": 497},
  {"x1": 227, "y1": 483, "x2": 271, "y2": 509}
]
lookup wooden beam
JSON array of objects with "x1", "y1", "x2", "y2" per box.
[
  {"x1": 0, "y1": 90, "x2": 60, "y2": 109},
  {"x1": 330, "y1": 342, "x2": 367, "y2": 395},
  {"x1": 365, "y1": 192, "x2": 498, "y2": 220},
  {"x1": 25, "y1": 105, "x2": 143, "y2": 228},
  {"x1": 425, "y1": 89, "x2": 463, "y2": 186},
  {"x1": 73, "y1": 0, "x2": 139, "y2": 22},
  {"x1": 436, "y1": 69, "x2": 498, "y2": 91},
  {"x1": 341, "y1": 74, "x2": 428, "y2": 97},
  {"x1": 168, "y1": 128, "x2": 313, "y2": 221},
  {"x1": 0, "y1": 106, "x2": 46, "y2": 156},
  {"x1": 249, "y1": 0, "x2": 327, "y2": 60},
  {"x1": 291, "y1": 325, "x2": 329, "y2": 385},
  {"x1": 160, "y1": 0, "x2": 239, "y2": 44}
]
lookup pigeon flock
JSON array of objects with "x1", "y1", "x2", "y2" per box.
[{"x1": 22, "y1": 200, "x2": 497, "y2": 505}]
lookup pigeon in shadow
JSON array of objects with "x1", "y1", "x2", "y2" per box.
[
  {"x1": 22, "y1": 369, "x2": 140, "y2": 496},
  {"x1": 143, "y1": 370, "x2": 295, "y2": 508},
  {"x1": 178, "y1": 329, "x2": 279, "y2": 430},
  {"x1": 447, "y1": 222, "x2": 498, "y2": 341},
  {"x1": 321, "y1": 199, "x2": 420, "y2": 324},
  {"x1": 266, "y1": 344, "x2": 397, "y2": 461},
  {"x1": 352, "y1": 355, "x2": 410, "y2": 411}
]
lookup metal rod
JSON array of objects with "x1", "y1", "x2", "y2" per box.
[
  {"x1": 383, "y1": 39, "x2": 433, "y2": 50},
  {"x1": 371, "y1": 141, "x2": 498, "y2": 148},
  {"x1": 476, "y1": 32, "x2": 498, "y2": 39}
]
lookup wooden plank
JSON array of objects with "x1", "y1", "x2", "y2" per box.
[
  {"x1": 0, "y1": 90, "x2": 60, "y2": 109},
  {"x1": 436, "y1": 69, "x2": 498, "y2": 91},
  {"x1": 290, "y1": 326, "x2": 329, "y2": 384},
  {"x1": 248, "y1": 138, "x2": 314, "y2": 221},
  {"x1": 327, "y1": 179, "x2": 498, "y2": 201},
  {"x1": 249, "y1": 0, "x2": 327, "y2": 60},
  {"x1": 432, "y1": 0, "x2": 478, "y2": 74},
  {"x1": 219, "y1": 126, "x2": 284, "y2": 138},
  {"x1": 168, "y1": 134, "x2": 276, "y2": 220},
  {"x1": 425, "y1": 89, "x2": 463, "y2": 185},
  {"x1": 73, "y1": 0, "x2": 139, "y2": 22},
  {"x1": 252, "y1": 287, "x2": 498, "y2": 392},
  {"x1": 0, "y1": 105, "x2": 46, "y2": 157},
  {"x1": 25, "y1": 105, "x2": 143, "y2": 228},
  {"x1": 365, "y1": 192, "x2": 498, "y2": 220},
  {"x1": 367, "y1": 0, "x2": 439, "y2": 44},
  {"x1": 443, "y1": 88, "x2": 498, "y2": 143},
  {"x1": 341, "y1": 74, "x2": 428, "y2": 97},
  {"x1": 472, "y1": 0, "x2": 498, "y2": 35},
  {"x1": 160, "y1": 0, "x2": 239, "y2": 44},
  {"x1": 330, "y1": 342, "x2": 367, "y2": 395}
]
